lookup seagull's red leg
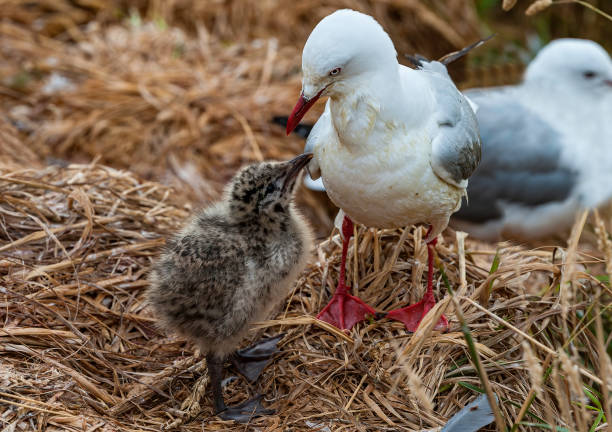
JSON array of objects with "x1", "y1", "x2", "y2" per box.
[
  {"x1": 386, "y1": 226, "x2": 449, "y2": 332},
  {"x1": 317, "y1": 216, "x2": 376, "y2": 330}
]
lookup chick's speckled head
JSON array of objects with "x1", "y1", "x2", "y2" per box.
[{"x1": 227, "y1": 153, "x2": 312, "y2": 221}]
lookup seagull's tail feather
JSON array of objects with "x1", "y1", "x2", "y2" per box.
[
  {"x1": 439, "y1": 34, "x2": 496, "y2": 65},
  {"x1": 272, "y1": 116, "x2": 313, "y2": 139}
]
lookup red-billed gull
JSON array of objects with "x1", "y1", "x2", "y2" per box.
[{"x1": 285, "y1": 9, "x2": 481, "y2": 331}]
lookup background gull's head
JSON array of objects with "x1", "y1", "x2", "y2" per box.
[{"x1": 524, "y1": 38, "x2": 612, "y2": 94}]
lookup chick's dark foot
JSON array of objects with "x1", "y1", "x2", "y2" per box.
[
  {"x1": 231, "y1": 334, "x2": 284, "y2": 382},
  {"x1": 386, "y1": 299, "x2": 449, "y2": 333},
  {"x1": 217, "y1": 394, "x2": 274, "y2": 423}
]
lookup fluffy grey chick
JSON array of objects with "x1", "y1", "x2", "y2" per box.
[{"x1": 147, "y1": 153, "x2": 313, "y2": 422}]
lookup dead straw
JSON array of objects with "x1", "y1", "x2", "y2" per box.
[{"x1": 3, "y1": 165, "x2": 609, "y2": 431}]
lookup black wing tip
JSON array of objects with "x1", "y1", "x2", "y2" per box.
[
  {"x1": 404, "y1": 53, "x2": 430, "y2": 68},
  {"x1": 271, "y1": 115, "x2": 313, "y2": 139},
  {"x1": 272, "y1": 115, "x2": 289, "y2": 127},
  {"x1": 440, "y1": 34, "x2": 497, "y2": 65}
]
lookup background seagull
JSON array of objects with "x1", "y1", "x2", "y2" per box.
[
  {"x1": 285, "y1": 9, "x2": 481, "y2": 332},
  {"x1": 453, "y1": 38, "x2": 612, "y2": 240}
]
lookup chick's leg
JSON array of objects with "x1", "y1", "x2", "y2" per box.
[
  {"x1": 317, "y1": 216, "x2": 376, "y2": 330},
  {"x1": 231, "y1": 334, "x2": 283, "y2": 382},
  {"x1": 386, "y1": 227, "x2": 449, "y2": 332},
  {"x1": 207, "y1": 353, "x2": 273, "y2": 423},
  {"x1": 207, "y1": 353, "x2": 228, "y2": 414}
]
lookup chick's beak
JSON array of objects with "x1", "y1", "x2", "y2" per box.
[
  {"x1": 282, "y1": 153, "x2": 313, "y2": 191},
  {"x1": 286, "y1": 89, "x2": 324, "y2": 135}
]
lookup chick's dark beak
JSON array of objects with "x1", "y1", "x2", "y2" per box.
[{"x1": 282, "y1": 153, "x2": 313, "y2": 192}]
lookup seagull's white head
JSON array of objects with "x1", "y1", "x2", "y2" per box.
[
  {"x1": 524, "y1": 38, "x2": 612, "y2": 94},
  {"x1": 286, "y1": 9, "x2": 397, "y2": 134}
]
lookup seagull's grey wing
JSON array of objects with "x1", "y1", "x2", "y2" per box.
[
  {"x1": 424, "y1": 63, "x2": 482, "y2": 188},
  {"x1": 453, "y1": 91, "x2": 577, "y2": 223}
]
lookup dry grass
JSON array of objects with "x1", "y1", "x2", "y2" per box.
[
  {"x1": 1, "y1": 1, "x2": 481, "y2": 54},
  {"x1": 0, "y1": 114, "x2": 40, "y2": 170},
  {"x1": 0, "y1": 162, "x2": 610, "y2": 431},
  {"x1": 1, "y1": 1, "x2": 611, "y2": 431}
]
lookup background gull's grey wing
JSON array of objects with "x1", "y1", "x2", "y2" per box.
[
  {"x1": 422, "y1": 62, "x2": 482, "y2": 188},
  {"x1": 453, "y1": 91, "x2": 577, "y2": 224}
]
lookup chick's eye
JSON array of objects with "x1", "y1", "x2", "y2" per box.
[
  {"x1": 265, "y1": 184, "x2": 275, "y2": 195},
  {"x1": 583, "y1": 71, "x2": 597, "y2": 79},
  {"x1": 329, "y1": 67, "x2": 342, "y2": 77}
]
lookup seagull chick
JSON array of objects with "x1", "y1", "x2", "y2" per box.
[
  {"x1": 147, "y1": 154, "x2": 313, "y2": 422},
  {"x1": 286, "y1": 9, "x2": 481, "y2": 332}
]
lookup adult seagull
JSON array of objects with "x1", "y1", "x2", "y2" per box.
[
  {"x1": 453, "y1": 39, "x2": 612, "y2": 240},
  {"x1": 286, "y1": 9, "x2": 481, "y2": 331}
]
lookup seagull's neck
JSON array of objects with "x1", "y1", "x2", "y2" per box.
[{"x1": 328, "y1": 65, "x2": 432, "y2": 148}]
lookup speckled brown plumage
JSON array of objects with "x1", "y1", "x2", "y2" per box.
[{"x1": 147, "y1": 154, "x2": 313, "y2": 421}]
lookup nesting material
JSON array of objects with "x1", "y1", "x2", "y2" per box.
[
  {"x1": 1, "y1": 162, "x2": 610, "y2": 431},
  {"x1": 0, "y1": 115, "x2": 40, "y2": 169}
]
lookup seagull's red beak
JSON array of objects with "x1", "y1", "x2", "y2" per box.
[{"x1": 286, "y1": 89, "x2": 324, "y2": 135}]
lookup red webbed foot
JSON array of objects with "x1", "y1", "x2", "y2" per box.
[
  {"x1": 317, "y1": 290, "x2": 376, "y2": 330},
  {"x1": 386, "y1": 299, "x2": 449, "y2": 332},
  {"x1": 387, "y1": 225, "x2": 449, "y2": 332}
]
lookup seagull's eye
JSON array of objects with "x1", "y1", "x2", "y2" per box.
[
  {"x1": 265, "y1": 184, "x2": 275, "y2": 195},
  {"x1": 583, "y1": 71, "x2": 597, "y2": 79},
  {"x1": 329, "y1": 67, "x2": 342, "y2": 77}
]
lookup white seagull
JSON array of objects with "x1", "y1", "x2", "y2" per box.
[
  {"x1": 286, "y1": 9, "x2": 481, "y2": 331},
  {"x1": 452, "y1": 38, "x2": 612, "y2": 240}
]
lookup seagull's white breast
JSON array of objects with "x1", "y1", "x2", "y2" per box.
[{"x1": 315, "y1": 113, "x2": 462, "y2": 230}]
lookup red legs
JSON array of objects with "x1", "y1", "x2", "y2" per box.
[
  {"x1": 386, "y1": 226, "x2": 449, "y2": 332},
  {"x1": 316, "y1": 216, "x2": 376, "y2": 330}
]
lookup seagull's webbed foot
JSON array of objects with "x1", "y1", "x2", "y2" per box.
[
  {"x1": 386, "y1": 299, "x2": 449, "y2": 333},
  {"x1": 217, "y1": 394, "x2": 274, "y2": 423},
  {"x1": 317, "y1": 288, "x2": 376, "y2": 330},
  {"x1": 231, "y1": 334, "x2": 284, "y2": 382},
  {"x1": 316, "y1": 215, "x2": 376, "y2": 330},
  {"x1": 387, "y1": 226, "x2": 449, "y2": 333}
]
